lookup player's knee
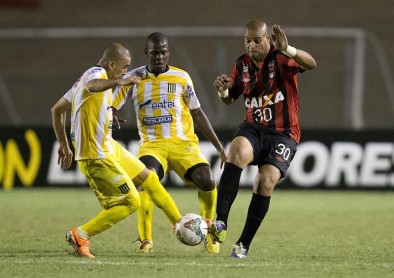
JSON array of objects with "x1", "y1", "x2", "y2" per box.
[
  {"x1": 193, "y1": 174, "x2": 215, "y2": 191},
  {"x1": 255, "y1": 176, "x2": 277, "y2": 195},
  {"x1": 123, "y1": 193, "x2": 141, "y2": 214},
  {"x1": 188, "y1": 165, "x2": 215, "y2": 191}
]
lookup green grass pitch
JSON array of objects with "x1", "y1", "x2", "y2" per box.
[{"x1": 0, "y1": 188, "x2": 393, "y2": 278}]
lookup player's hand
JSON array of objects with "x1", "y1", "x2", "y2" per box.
[
  {"x1": 270, "y1": 24, "x2": 288, "y2": 51},
  {"x1": 57, "y1": 143, "x2": 73, "y2": 169},
  {"x1": 214, "y1": 74, "x2": 230, "y2": 92},
  {"x1": 217, "y1": 146, "x2": 227, "y2": 169},
  {"x1": 119, "y1": 75, "x2": 141, "y2": 86},
  {"x1": 112, "y1": 115, "x2": 126, "y2": 130}
]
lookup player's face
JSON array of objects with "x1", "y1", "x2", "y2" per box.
[
  {"x1": 145, "y1": 41, "x2": 170, "y2": 74},
  {"x1": 244, "y1": 28, "x2": 270, "y2": 62},
  {"x1": 108, "y1": 55, "x2": 131, "y2": 80}
]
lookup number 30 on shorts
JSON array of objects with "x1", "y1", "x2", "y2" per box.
[{"x1": 275, "y1": 143, "x2": 291, "y2": 161}]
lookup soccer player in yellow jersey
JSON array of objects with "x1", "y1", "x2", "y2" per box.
[
  {"x1": 113, "y1": 33, "x2": 227, "y2": 254},
  {"x1": 51, "y1": 43, "x2": 182, "y2": 258}
]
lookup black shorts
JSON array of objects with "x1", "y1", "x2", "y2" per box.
[{"x1": 233, "y1": 122, "x2": 298, "y2": 178}]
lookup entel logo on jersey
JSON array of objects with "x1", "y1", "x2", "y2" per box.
[
  {"x1": 139, "y1": 99, "x2": 175, "y2": 110},
  {"x1": 245, "y1": 91, "x2": 285, "y2": 108}
]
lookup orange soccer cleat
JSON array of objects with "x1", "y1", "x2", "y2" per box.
[{"x1": 66, "y1": 227, "x2": 95, "y2": 258}]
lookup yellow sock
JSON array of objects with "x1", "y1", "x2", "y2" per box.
[
  {"x1": 198, "y1": 185, "x2": 217, "y2": 220},
  {"x1": 80, "y1": 205, "x2": 133, "y2": 237},
  {"x1": 137, "y1": 191, "x2": 153, "y2": 241},
  {"x1": 140, "y1": 171, "x2": 182, "y2": 225}
]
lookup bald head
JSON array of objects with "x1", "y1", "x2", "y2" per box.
[
  {"x1": 245, "y1": 20, "x2": 268, "y2": 35},
  {"x1": 98, "y1": 43, "x2": 131, "y2": 79},
  {"x1": 100, "y1": 43, "x2": 130, "y2": 64},
  {"x1": 244, "y1": 20, "x2": 271, "y2": 63}
]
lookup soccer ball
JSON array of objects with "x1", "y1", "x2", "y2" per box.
[{"x1": 175, "y1": 213, "x2": 208, "y2": 246}]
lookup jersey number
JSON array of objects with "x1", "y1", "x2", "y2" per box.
[{"x1": 254, "y1": 108, "x2": 272, "y2": 123}]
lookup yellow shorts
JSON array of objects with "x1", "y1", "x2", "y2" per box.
[
  {"x1": 78, "y1": 156, "x2": 139, "y2": 210},
  {"x1": 138, "y1": 139, "x2": 209, "y2": 186},
  {"x1": 111, "y1": 140, "x2": 146, "y2": 180}
]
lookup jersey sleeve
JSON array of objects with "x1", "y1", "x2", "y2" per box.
[
  {"x1": 112, "y1": 84, "x2": 132, "y2": 110},
  {"x1": 112, "y1": 70, "x2": 135, "y2": 110},
  {"x1": 63, "y1": 88, "x2": 72, "y2": 103},
  {"x1": 183, "y1": 73, "x2": 201, "y2": 109},
  {"x1": 86, "y1": 67, "x2": 107, "y2": 81},
  {"x1": 277, "y1": 54, "x2": 304, "y2": 76},
  {"x1": 84, "y1": 67, "x2": 108, "y2": 93}
]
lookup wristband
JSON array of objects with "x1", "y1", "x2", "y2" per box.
[
  {"x1": 282, "y1": 45, "x2": 297, "y2": 58},
  {"x1": 217, "y1": 89, "x2": 229, "y2": 98}
]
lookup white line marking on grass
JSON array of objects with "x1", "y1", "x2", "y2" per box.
[{"x1": 9, "y1": 258, "x2": 252, "y2": 268}]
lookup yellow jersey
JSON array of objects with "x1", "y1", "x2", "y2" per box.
[
  {"x1": 63, "y1": 66, "x2": 114, "y2": 160},
  {"x1": 113, "y1": 65, "x2": 201, "y2": 144}
]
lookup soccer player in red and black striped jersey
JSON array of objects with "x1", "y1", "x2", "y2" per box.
[{"x1": 210, "y1": 21, "x2": 316, "y2": 258}]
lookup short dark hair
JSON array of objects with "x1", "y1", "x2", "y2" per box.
[{"x1": 146, "y1": 32, "x2": 169, "y2": 48}]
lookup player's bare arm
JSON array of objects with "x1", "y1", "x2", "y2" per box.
[
  {"x1": 50, "y1": 97, "x2": 73, "y2": 169},
  {"x1": 190, "y1": 107, "x2": 227, "y2": 167},
  {"x1": 86, "y1": 75, "x2": 141, "y2": 92},
  {"x1": 270, "y1": 24, "x2": 317, "y2": 70}
]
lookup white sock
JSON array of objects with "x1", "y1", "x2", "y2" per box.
[{"x1": 77, "y1": 227, "x2": 90, "y2": 240}]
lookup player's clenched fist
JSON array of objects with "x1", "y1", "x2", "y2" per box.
[{"x1": 214, "y1": 74, "x2": 230, "y2": 93}]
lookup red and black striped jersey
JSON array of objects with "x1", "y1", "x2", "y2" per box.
[{"x1": 228, "y1": 45, "x2": 304, "y2": 143}]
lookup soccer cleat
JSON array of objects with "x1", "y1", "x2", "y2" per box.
[
  {"x1": 204, "y1": 234, "x2": 220, "y2": 254},
  {"x1": 231, "y1": 242, "x2": 248, "y2": 259},
  {"x1": 137, "y1": 239, "x2": 153, "y2": 254},
  {"x1": 207, "y1": 220, "x2": 227, "y2": 243},
  {"x1": 66, "y1": 227, "x2": 95, "y2": 258}
]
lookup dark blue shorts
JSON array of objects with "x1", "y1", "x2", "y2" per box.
[{"x1": 233, "y1": 122, "x2": 298, "y2": 178}]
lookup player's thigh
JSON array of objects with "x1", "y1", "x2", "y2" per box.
[
  {"x1": 263, "y1": 134, "x2": 297, "y2": 178},
  {"x1": 113, "y1": 141, "x2": 146, "y2": 180},
  {"x1": 168, "y1": 140, "x2": 210, "y2": 186},
  {"x1": 138, "y1": 140, "x2": 169, "y2": 176},
  {"x1": 78, "y1": 158, "x2": 139, "y2": 209}
]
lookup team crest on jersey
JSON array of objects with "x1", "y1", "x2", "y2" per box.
[
  {"x1": 243, "y1": 66, "x2": 248, "y2": 73},
  {"x1": 168, "y1": 83, "x2": 177, "y2": 93},
  {"x1": 268, "y1": 61, "x2": 275, "y2": 79}
]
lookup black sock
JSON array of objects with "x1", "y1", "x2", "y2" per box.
[
  {"x1": 216, "y1": 162, "x2": 243, "y2": 226},
  {"x1": 237, "y1": 193, "x2": 271, "y2": 249}
]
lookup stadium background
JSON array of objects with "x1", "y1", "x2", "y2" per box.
[{"x1": 0, "y1": 0, "x2": 393, "y2": 189}]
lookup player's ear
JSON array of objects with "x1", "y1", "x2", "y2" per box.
[
  {"x1": 108, "y1": 60, "x2": 115, "y2": 70},
  {"x1": 144, "y1": 48, "x2": 148, "y2": 56}
]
